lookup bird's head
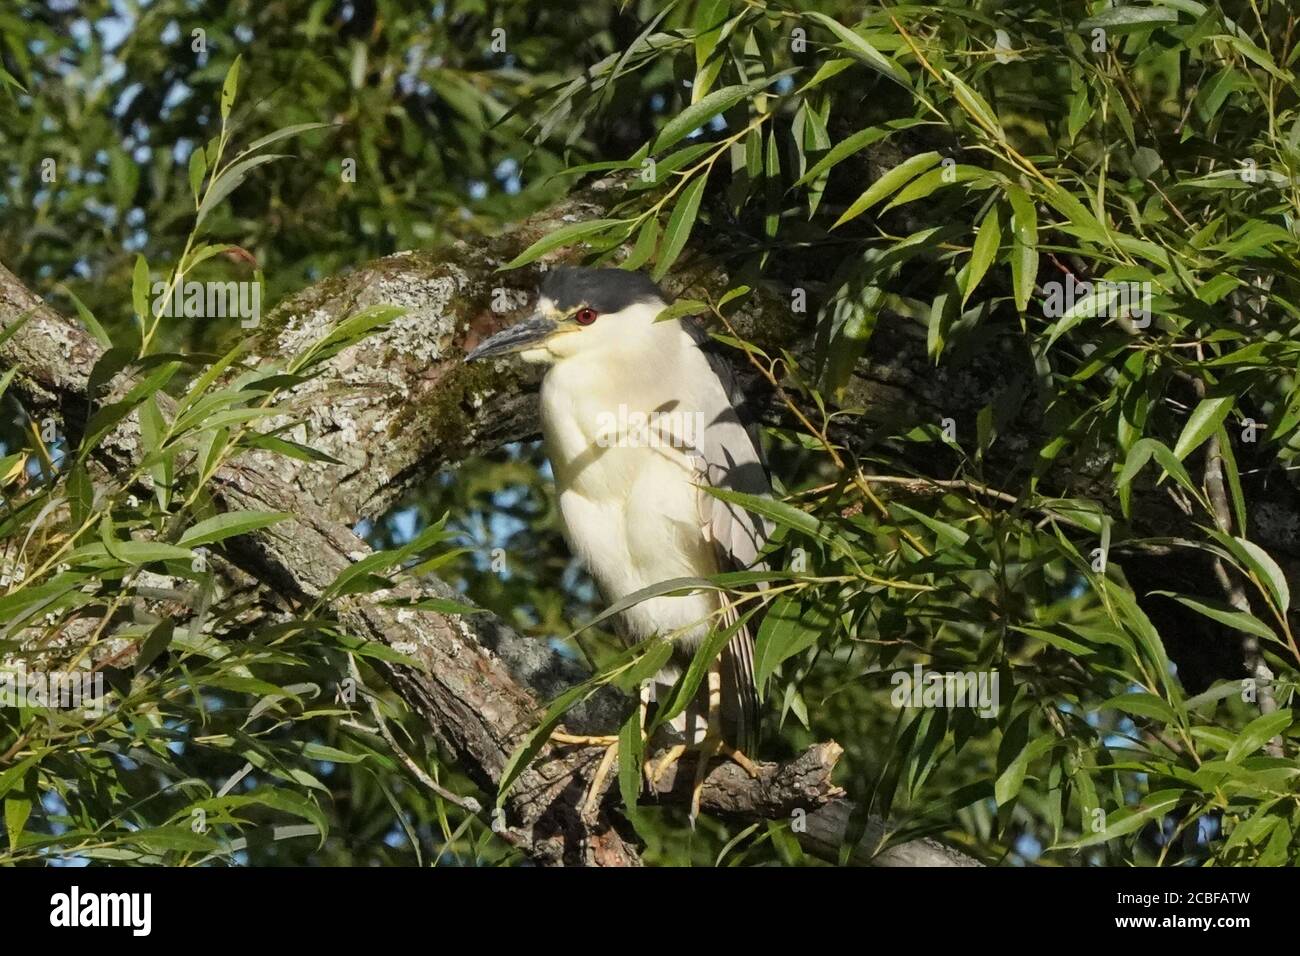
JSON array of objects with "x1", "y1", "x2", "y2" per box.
[{"x1": 465, "y1": 267, "x2": 669, "y2": 365}]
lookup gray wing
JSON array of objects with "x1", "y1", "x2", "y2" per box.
[{"x1": 686, "y1": 320, "x2": 772, "y2": 754}]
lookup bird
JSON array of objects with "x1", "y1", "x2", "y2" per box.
[{"x1": 465, "y1": 266, "x2": 771, "y2": 821}]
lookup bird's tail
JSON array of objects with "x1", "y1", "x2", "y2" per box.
[{"x1": 719, "y1": 626, "x2": 759, "y2": 757}]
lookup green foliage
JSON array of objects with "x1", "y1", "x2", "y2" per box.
[
  {"x1": 0, "y1": 307, "x2": 497, "y2": 863},
  {"x1": 491, "y1": 0, "x2": 1300, "y2": 865},
  {"x1": 4, "y1": 0, "x2": 1300, "y2": 867},
  {"x1": 0, "y1": 57, "x2": 498, "y2": 867}
]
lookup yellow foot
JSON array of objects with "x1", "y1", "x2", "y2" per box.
[
  {"x1": 649, "y1": 742, "x2": 760, "y2": 787},
  {"x1": 648, "y1": 740, "x2": 763, "y2": 826},
  {"x1": 650, "y1": 744, "x2": 688, "y2": 787},
  {"x1": 550, "y1": 731, "x2": 620, "y2": 747},
  {"x1": 722, "y1": 743, "x2": 762, "y2": 779}
]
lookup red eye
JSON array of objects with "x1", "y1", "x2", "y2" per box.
[{"x1": 575, "y1": 307, "x2": 598, "y2": 326}]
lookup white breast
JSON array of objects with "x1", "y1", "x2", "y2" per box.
[{"x1": 539, "y1": 321, "x2": 722, "y2": 647}]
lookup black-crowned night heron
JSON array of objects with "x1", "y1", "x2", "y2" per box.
[{"x1": 466, "y1": 266, "x2": 770, "y2": 821}]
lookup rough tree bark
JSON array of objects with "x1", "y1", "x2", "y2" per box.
[{"x1": 0, "y1": 175, "x2": 986, "y2": 867}]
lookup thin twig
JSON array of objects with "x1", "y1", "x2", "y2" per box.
[{"x1": 348, "y1": 655, "x2": 484, "y2": 813}]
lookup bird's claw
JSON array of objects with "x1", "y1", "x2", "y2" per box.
[{"x1": 648, "y1": 738, "x2": 761, "y2": 828}]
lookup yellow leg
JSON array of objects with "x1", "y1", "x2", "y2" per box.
[
  {"x1": 687, "y1": 666, "x2": 726, "y2": 826},
  {"x1": 562, "y1": 671, "x2": 761, "y2": 819},
  {"x1": 581, "y1": 742, "x2": 619, "y2": 819},
  {"x1": 639, "y1": 684, "x2": 657, "y2": 791},
  {"x1": 645, "y1": 661, "x2": 763, "y2": 821},
  {"x1": 688, "y1": 737, "x2": 723, "y2": 826}
]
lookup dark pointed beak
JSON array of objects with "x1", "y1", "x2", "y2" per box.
[{"x1": 464, "y1": 314, "x2": 557, "y2": 362}]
